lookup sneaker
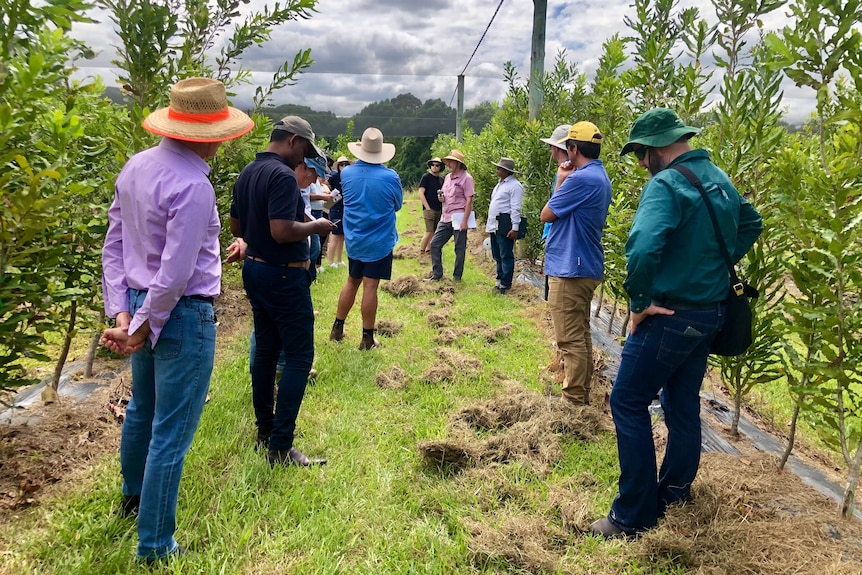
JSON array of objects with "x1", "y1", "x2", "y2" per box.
[
  {"x1": 141, "y1": 546, "x2": 187, "y2": 564},
  {"x1": 423, "y1": 276, "x2": 442, "y2": 282},
  {"x1": 268, "y1": 447, "x2": 326, "y2": 467},
  {"x1": 308, "y1": 368, "x2": 318, "y2": 380},
  {"x1": 317, "y1": 266, "x2": 325, "y2": 273},
  {"x1": 255, "y1": 429, "x2": 271, "y2": 451},
  {"x1": 329, "y1": 262, "x2": 339, "y2": 268},
  {"x1": 589, "y1": 517, "x2": 635, "y2": 540}
]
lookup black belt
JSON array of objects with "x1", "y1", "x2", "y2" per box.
[
  {"x1": 187, "y1": 295, "x2": 214, "y2": 305},
  {"x1": 652, "y1": 298, "x2": 721, "y2": 311},
  {"x1": 247, "y1": 256, "x2": 309, "y2": 269}
]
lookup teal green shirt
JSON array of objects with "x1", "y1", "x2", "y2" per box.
[{"x1": 624, "y1": 149, "x2": 763, "y2": 313}]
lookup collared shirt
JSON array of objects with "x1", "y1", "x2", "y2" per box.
[
  {"x1": 440, "y1": 170, "x2": 475, "y2": 222},
  {"x1": 230, "y1": 151, "x2": 308, "y2": 264},
  {"x1": 544, "y1": 159, "x2": 612, "y2": 279},
  {"x1": 102, "y1": 137, "x2": 221, "y2": 346},
  {"x1": 340, "y1": 160, "x2": 403, "y2": 262},
  {"x1": 485, "y1": 175, "x2": 525, "y2": 233},
  {"x1": 624, "y1": 149, "x2": 763, "y2": 313}
]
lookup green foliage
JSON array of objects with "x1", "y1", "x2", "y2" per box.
[{"x1": 0, "y1": 4, "x2": 118, "y2": 388}]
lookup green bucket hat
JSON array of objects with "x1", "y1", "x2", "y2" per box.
[{"x1": 620, "y1": 108, "x2": 701, "y2": 156}]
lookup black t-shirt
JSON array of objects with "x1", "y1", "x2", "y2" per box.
[
  {"x1": 327, "y1": 171, "x2": 343, "y2": 207},
  {"x1": 419, "y1": 172, "x2": 443, "y2": 211},
  {"x1": 230, "y1": 152, "x2": 309, "y2": 264}
]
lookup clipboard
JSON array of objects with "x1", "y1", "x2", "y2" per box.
[{"x1": 451, "y1": 211, "x2": 477, "y2": 229}]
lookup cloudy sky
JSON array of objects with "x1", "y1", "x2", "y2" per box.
[{"x1": 71, "y1": 0, "x2": 814, "y2": 124}]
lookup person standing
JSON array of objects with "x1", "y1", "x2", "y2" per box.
[
  {"x1": 329, "y1": 127, "x2": 402, "y2": 350},
  {"x1": 418, "y1": 157, "x2": 445, "y2": 254},
  {"x1": 428, "y1": 149, "x2": 474, "y2": 281},
  {"x1": 230, "y1": 116, "x2": 335, "y2": 467},
  {"x1": 590, "y1": 108, "x2": 763, "y2": 538},
  {"x1": 540, "y1": 122, "x2": 612, "y2": 406},
  {"x1": 539, "y1": 124, "x2": 572, "y2": 243},
  {"x1": 101, "y1": 77, "x2": 254, "y2": 562},
  {"x1": 485, "y1": 157, "x2": 524, "y2": 294},
  {"x1": 326, "y1": 155, "x2": 351, "y2": 267}
]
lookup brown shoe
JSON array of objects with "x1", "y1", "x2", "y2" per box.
[
  {"x1": 267, "y1": 447, "x2": 326, "y2": 467},
  {"x1": 359, "y1": 334, "x2": 379, "y2": 350},
  {"x1": 329, "y1": 320, "x2": 344, "y2": 342}
]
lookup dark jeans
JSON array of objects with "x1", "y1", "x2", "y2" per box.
[
  {"x1": 489, "y1": 231, "x2": 515, "y2": 288},
  {"x1": 309, "y1": 233, "x2": 321, "y2": 282},
  {"x1": 429, "y1": 221, "x2": 467, "y2": 280},
  {"x1": 607, "y1": 304, "x2": 724, "y2": 534},
  {"x1": 242, "y1": 258, "x2": 314, "y2": 452}
]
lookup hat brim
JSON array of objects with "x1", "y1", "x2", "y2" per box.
[
  {"x1": 540, "y1": 137, "x2": 567, "y2": 150},
  {"x1": 442, "y1": 155, "x2": 467, "y2": 169},
  {"x1": 620, "y1": 126, "x2": 701, "y2": 156},
  {"x1": 491, "y1": 161, "x2": 518, "y2": 174},
  {"x1": 348, "y1": 141, "x2": 396, "y2": 164},
  {"x1": 142, "y1": 106, "x2": 254, "y2": 143},
  {"x1": 306, "y1": 140, "x2": 326, "y2": 160}
]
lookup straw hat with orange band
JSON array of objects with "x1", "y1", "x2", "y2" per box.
[{"x1": 142, "y1": 77, "x2": 254, "y2": 143}]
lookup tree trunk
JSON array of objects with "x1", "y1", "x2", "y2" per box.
[
  {"x1": 621, "y1": 310, "x2": 631, "y2": 336},
  {"x1": 779, "y1": 403, "x2": 800, "y2": 470},
  {"x1": 50, "y1": 299, "x2": 77, "y2": 391},
  {"x1": 607, "y1": 298, "x2": 618, "y2": 334},
  {"x1": 84, "y1": 309, "x2": 104, "y2": 378},
  {"x1": 731, "y1": 384, "x2": 742, "y2": 438},
  {"x1": 594, "y1": 283, "x2": 604, "y2": 318},
  {"x1": 841, "y1": 436, "x2": 862, "y2": 519}
]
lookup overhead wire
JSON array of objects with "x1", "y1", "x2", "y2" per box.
[{"x1": 448, "y1": 0, "x2": 507, "y2": 107}]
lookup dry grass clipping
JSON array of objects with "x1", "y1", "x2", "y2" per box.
[
  {"x1": 426, "y1": 310, "x2": 449, "y2": 328},
  {"x1": 420, "y1": 364, "x2": 455, "y2": 385},
  {"x1": 416, "y1": 292, "x2": 455, "y2": 311},
  {"x1": 466, "y1": 514, "x2": 570, "y2": 574},
  {"x1": 436, "y1": 347, "x2": 483, "y2": 372},
  {"x1": 632, "y1": 453, "x2": 862, "y2": 575},
  {"x1": 375, "y1": 365, "x2": 409, "y2": 389},
  {"x1": 383, "y1": 275, "x2": 423, "y2": 297},
  {"x1": 375, "y1": 319, "x2": 403, "y2": 337},
  {"x1": 393, "y1": 243, "x2": 421, "y2": 259}
]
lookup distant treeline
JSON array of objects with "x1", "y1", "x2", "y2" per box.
[{"x1": 260, "y1": 93, "x2": 497, "y2": 137}]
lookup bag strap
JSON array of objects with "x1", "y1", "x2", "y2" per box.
[{"x1": 671, "y1": 164, "x2": 745, "y2": 296}]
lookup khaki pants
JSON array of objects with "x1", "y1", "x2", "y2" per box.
[{"x1": 547, "y1": 276, "x2": 600, "y2": 404}]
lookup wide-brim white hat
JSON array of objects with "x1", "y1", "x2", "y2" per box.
[
  {"x1": 142, "y1": 77, "x2": 254, "y2": 143},
  {"x1": 348, "y1": 127, "x2": 396, "y2": 163}
]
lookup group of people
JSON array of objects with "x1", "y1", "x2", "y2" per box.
[{"x1": 101, "y1": 75, "x2": 762, "y2": 561}]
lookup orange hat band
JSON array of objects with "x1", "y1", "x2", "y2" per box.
[{"x1": 168, "y1": 107, "x2": 230, "y2": 123}]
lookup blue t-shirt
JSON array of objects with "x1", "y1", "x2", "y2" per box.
[
  {"x1": 341, "y1": 160, "x2": 403, "y2": 262},
  {"x1": 544, "y1": 159, "x2": 612, "y2": 279}
]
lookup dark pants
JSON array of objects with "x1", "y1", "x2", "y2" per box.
[
  {"x1": 607, "y1": 304, "x2": 724, "y2": 534},
  {"x1": 242, "y1": 258, "x2": 314, "y2": 452},
  {"x1": 429, "y1": 221, "x2": 467, "y2": 280},
  {"x1": 489, "y1": 231, "x2": 515, "y2": 288}
]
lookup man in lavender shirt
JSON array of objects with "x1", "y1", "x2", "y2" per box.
[{"x1": 101, "y1": 78, "x2": 253, "y2": 563}]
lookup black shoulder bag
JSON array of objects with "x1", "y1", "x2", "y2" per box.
[{"x1": 672, "y1": 165, "x2": 759, "y2": 357}]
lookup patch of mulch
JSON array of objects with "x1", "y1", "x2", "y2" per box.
[
  {"x1": 382, "y1": 275, "x2": 423, "y2": 297},
  {"x1": 393, "y1": 243, "x2": 421, "y2": 259},
  {"x1": 420, "y1": 364, "x2": 456, "y2": 385},
  {"x1": 375, "y1": 319, "x2": 403, "y2": 337},
  {"x1": 426, "y1": 310, "x2": 449, "y2": 328},
  {"x1": 375, "y1": 365, "x2": 409, "y2": 390}
]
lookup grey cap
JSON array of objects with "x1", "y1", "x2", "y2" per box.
[
  {"x1": 540, "y1": 124, "x2": 572, "y2": 150},
  {"x1": 273, "y1": 115, "x2": 325, "y2": 159}
]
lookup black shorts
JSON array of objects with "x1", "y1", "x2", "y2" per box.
[{"x1": 348, "y1": 252, "x2": 393, "y2": 280}]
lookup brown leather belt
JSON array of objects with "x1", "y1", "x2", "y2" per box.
[{"x1": 247, "y1": 256, "x2": 310, "y2": 269}]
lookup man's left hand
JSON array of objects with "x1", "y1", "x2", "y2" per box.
[{"x1": 506, "y1": 230, "x2": 518, "y2": 240}]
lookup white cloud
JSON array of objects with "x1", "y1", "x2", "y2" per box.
[{"x1": 69, "y1": 0, "x2": 815, "y2": 124}]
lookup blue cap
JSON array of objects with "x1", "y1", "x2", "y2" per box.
[{"x1": 304, "y1": 156, "x2": 329, "y2": 178}]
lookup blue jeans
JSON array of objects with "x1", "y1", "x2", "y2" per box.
[
  {"x1": 607, "y1": 304, "x2": 724, "y2": 534},
  {"x1": 430, "y1": 221, "x2": 467, "y2": 280},
  {"x1": 242, "y1": 258, "x2": 314, "y2": 451},
  {"x1": 121, "y1": 289, "x2": 215, "y2": 560},
  {"x1": 309, "y1": 233, "x2": 321, "y2": 282},
  {"x1": 489, "y1": 231, "x2": 515, "y2": 288}
]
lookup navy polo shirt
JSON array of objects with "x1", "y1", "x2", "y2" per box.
[{"x1": 230, "y1": 152, "x2": 309, "y2": 264}]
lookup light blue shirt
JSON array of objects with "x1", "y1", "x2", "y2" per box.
[
  {"x1": 341, "y1": 160, "x2": 403, "y2": 262},
  {"x1": 543, "y1": 160, "x2": 612, "y2": 280}
]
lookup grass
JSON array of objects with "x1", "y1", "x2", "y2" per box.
[{"x1": 0, "y1": 194, "x2": 702, "y2": 574}]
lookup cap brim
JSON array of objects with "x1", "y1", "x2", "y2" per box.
[
  {"x1": 305, "y1": 140, "x2": 326, "y2": 160},
  {"x1": 540, "y1": 137, "x2": 566, "y2": 149}
]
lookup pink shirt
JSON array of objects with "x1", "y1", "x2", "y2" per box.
[
  {"x1": 440, "y1": 170, "x2": 475, "y2": 222},
  {"x1": 101, "y1": 137, "x2": 221, "y2": 346}
]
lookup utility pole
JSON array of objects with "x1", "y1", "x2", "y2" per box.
[
  {"x1": 456, "y1": 74, "x2": 464, "y2": 143},
  {"x1": 529, "y1": 0, "x2": 547, "y2": 121}
]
